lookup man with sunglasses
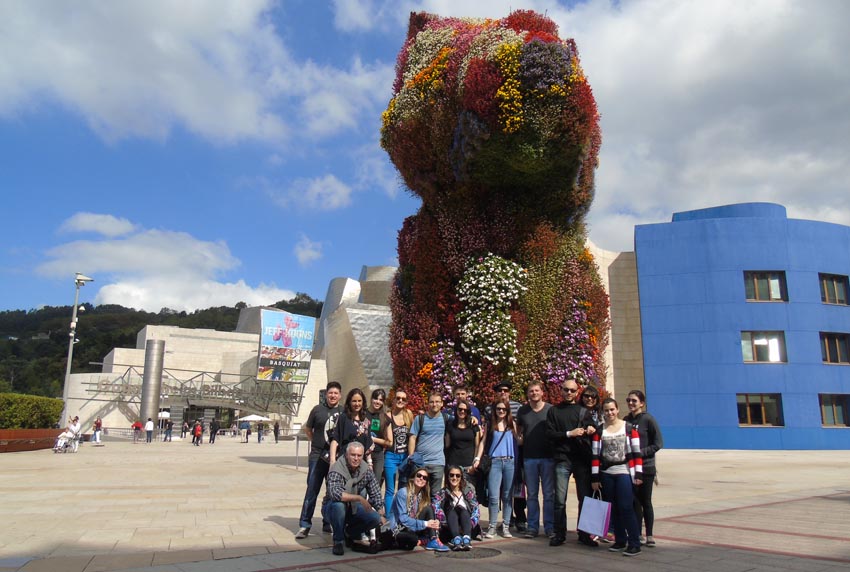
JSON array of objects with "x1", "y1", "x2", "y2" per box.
[{"x1": 545, "y1": 378, "x2": 599, "y2": 548}]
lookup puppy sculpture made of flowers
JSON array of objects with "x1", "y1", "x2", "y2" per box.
[{"x1": 381, "y1": 11, "x2": 608, "y2": 408}]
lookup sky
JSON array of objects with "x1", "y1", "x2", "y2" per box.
[{"x1": 1, "y1": 0, "x2": 848, "y2": 313}]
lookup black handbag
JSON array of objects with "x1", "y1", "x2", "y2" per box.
[{"x1": 478, "y1": 430, "x2": 508, "y2": 475}]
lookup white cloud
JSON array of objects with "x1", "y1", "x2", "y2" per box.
[
  {"x1": 58, "y1": 213, "x2": 137, "y2": 237},
  {"x1": 95, "y1": 278, "x2": 295, "y2": 313},
  {"x1": 37, "y1": 216, "x2": 295, "y2": 311},
  {"x1": 294, "y1": 234, "x2": 324, "y2": 266},
  {"x1": 354, "y1": 142, "x2": 401, "y2": 198},
  {"x1": 266, "y1": 174, "x2": 353, "y2": 211}
]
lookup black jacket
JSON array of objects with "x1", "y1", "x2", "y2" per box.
[{"x1": 546, "y1": 402, "x2": 593, "y2": 462}]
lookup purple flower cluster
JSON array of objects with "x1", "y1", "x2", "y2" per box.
[
  {"x1": 518, "y1": 39, "x2": 573, "y2": 93},
  {"x1": 429, "y1": 341, "x2": 471, "y2": 405},
  {"x1": 542, "y1": 301, "x2": 596, "y2": 388}
]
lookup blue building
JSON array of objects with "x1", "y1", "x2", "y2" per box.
[{"x1": 635, "y1": 203, "x2": 850, "y2": 449}]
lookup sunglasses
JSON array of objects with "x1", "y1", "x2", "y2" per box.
[
  {"x1": 448, "y1": 473, "x2": 462, "y2": 478},
  {"x1": 395, "y1": 396, "x2": 407, "y2": 402},
  {"x1": 563, "y1": 387, "x2": 578, "y2": 393},
  {"x1": 414, "y1": 473, "x2": 428, "y2": 480},
  {"x1": 497, "y1": 388, "x2": 510, "y2": 392},
  {"x1": 582, "y1": 394, "x2": 597, "y2": 399},
  {"x1": 457, "y1": 408, "x2": 468, "y2": 413},
  {"x1": 626, "y1": 399, "x2": 639, "y2": 404},
  {"x1": 495, "y1": 407, "x2": 507, "y2": 412}
]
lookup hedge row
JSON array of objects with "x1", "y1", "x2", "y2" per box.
[{"x1": 0, "y1": 393, "x2": 64, "y2": 429}]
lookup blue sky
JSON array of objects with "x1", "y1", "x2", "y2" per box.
[{"x1": 2, "y1": 0, "x2": 848, "y2": 312}]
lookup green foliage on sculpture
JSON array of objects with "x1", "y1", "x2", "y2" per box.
[{"x1": 384, "y1": 10, "x2": 608, "y2": 409}]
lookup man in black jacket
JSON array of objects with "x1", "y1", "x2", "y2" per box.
[{"x1": 545, "y1": 378, "x2": 598, "y2": 547}]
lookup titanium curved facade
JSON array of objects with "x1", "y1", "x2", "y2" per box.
[{"x1": 635, "y1": 203, "x2": 850, "y2": 449}]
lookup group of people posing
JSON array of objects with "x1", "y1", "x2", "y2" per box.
[{"x1": 295, "y1": 378, "x2": 663, "y2": 558}]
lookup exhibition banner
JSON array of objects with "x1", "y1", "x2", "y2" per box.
[{"x1": 258, "y1": 309, "x2": 316, "y2": 383}]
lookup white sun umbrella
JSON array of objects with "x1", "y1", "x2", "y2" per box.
[{"x1": 238, "y1": 414, "x2": 271, "y2": 422}]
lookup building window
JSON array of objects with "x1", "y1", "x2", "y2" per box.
[
  {"x1": 820, "y1": 333, "x2": 850, "y2": 364},
  {"x1": 744, "y1": 271, "x2": 787, "y2": 302},
  {"x1": 737, "y1": 393, "x2": 784, "y2": 426},
  {"x1": 741, "y1": 331, "x2": 787, "y2": 363},
  {"x1": 819, "y1": 394, "x2": 849, "y2": 427},
  {"x1": 819, "y1": 273, "x2": 848, "y2": 305}
]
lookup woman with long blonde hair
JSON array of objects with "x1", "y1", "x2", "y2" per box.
[{"x1": 383, "y1": 390, "x2": 414, "y2": 510}]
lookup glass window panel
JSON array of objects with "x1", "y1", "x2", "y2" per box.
[
  {"x1": 837, "y1": 280, "x2": 848, "y2": 304},
  {"x1": 826, "y1": 279, "x2": 837, "y2": 302},
  {"x1": 763, "y1": 396, "x2": 779, "y2": 425},
  {"x1": 745, "y1": 277, "x2": 756, "y2": 300},
  {"x1": 755, "y1": 276, "x2": 768, "y2": 300},
  {"x1": 836, "y1": 400, "x2": 846, "y2": 425},
  {"x1": 748, "y1": 402, "x2": 764, "y2": 424},
  {"x1": 741, "y1": 333, "x2": 754, "y2": 361},
  {"x1": 836, "y1": 336, "x2": 850, "y2": 363},
  {"x1": 768, "y1": 277, "x2": 782, "y2": 300},
  {"x1": 821, "y1": 335, "x2": 830, "y2": 362},
  {"x1": 767, "y1": 337, "x2": 782, "y2": 362}
]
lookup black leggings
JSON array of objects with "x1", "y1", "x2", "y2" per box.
[
  {"x1": 633, "y1": 469, "x2": 656, "y2": 536},
  {"x1": 395, "y1": 505, "x2": 437, "y2": 550},
  {"x1": 446, "y1": 505, "x2": 472, "y2": 538}
]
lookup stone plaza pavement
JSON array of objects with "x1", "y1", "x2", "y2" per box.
[{"x1": 1, "y1": 434, "x2": 849, "y2": 572}]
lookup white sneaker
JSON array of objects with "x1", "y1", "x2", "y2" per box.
[
  {"x1": 484, "y1": 527, "x2": 497, "y2": 539},
  {"x1": 501, "y1": 523, "x2": 512, "y2": 538}
]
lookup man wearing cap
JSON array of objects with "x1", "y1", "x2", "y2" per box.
[{"x1": 545, "y1": 377, "x2": 598, "y2": 548}]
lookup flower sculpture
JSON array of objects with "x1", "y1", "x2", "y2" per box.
[{"x1": 383, "y1": 10, "x2": 609, "y2": 409}]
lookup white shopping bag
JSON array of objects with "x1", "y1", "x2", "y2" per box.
[{"x1": 577, "y1": 491, "x2": 611, "y2": 538}]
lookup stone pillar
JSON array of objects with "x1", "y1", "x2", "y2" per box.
[{"x1": 140, "y1": 340, "x2": 165, "y2": 425}]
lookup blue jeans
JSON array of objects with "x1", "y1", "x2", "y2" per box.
[
  {"x1": 487, "y1": 457, "x2": 515, "y2": 526},
  {"x1": 600, "y1": 472, "x2": 641, "y2": 548},
  {"x1": 323, "y1": 501, "x2": 382, "y2": 543},
  {"x1": 553, "y1": 458, "x2": 592, "y2": 539},
  {"x1": 383, "y1": 451, "x2": 408, "y2": 511},
  {"x1": 524, "y1": 457, "x2": 555, "y2": 535},
  {"x1": 299, "y1": 457, "x2": 330, "y2": 529}
]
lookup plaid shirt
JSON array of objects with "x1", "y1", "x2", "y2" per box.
[{"x1": 326, "y1": 462, "x2": 384, "y2": 512}]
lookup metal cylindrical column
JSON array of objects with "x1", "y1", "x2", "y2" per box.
[{"x1": 140, "y1": 339, "x2": 165, "y2": 424}]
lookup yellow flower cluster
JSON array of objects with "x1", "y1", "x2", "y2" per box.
[
  {"x1": 495, "y1": 42, "x2": 523, "y2": 133},
  {"x1": 381, "y1": 97, "x2": 397, "y2": 131},
  {"x1": 417, "y1": 362, "x2": 434, "y2": 379},
  {"x1": 568, "y1": 55, "x2": 586, "y2": 85}
]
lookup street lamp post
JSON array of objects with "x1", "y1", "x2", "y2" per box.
[{"x1": 59, "y1": 272, "x2": 94, "y2": 425}]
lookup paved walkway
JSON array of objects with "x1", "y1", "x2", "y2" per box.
[{"x1": 1, "y1": 436, "x2": 848, "y2": 572}]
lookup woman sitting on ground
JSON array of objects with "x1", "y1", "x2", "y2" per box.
[
  {"x1": 388, "y1": 470, "x2": 449, "y2": 552},
  {"x1": 433, "y1": 465, "x2": 479, "y2": 551},
  {"x1": 591, "y1": 398, "x2": 644, "y2": 557}
]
